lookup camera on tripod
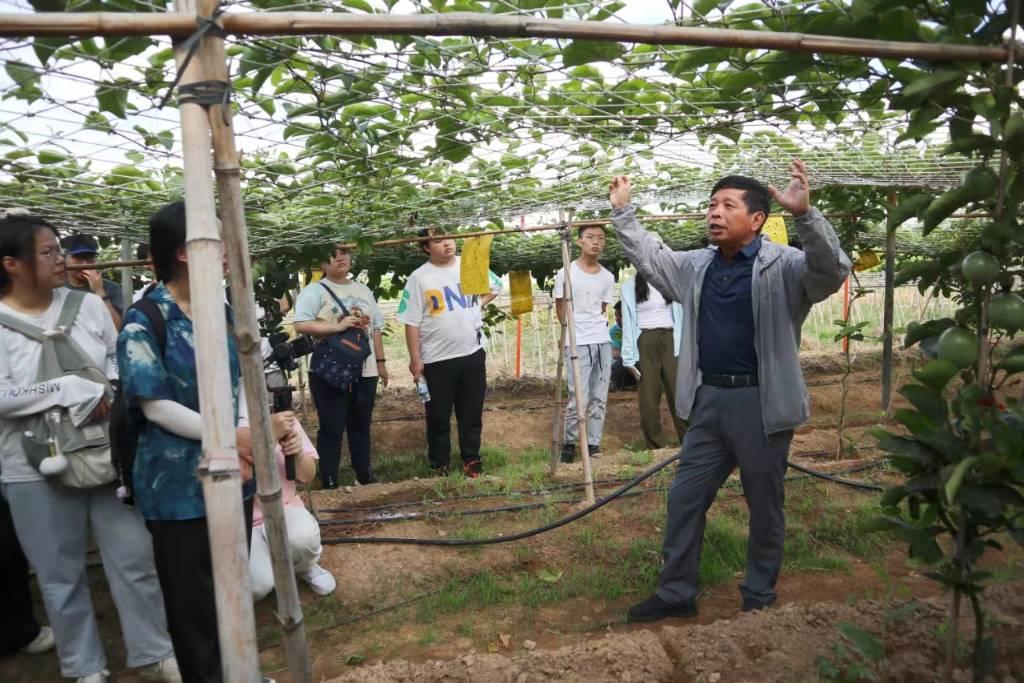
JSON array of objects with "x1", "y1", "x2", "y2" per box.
[
  {"x1": 266, "y1": 332, "x2": 315, "y2": 374},
  {"x1": 263, "y1": 332, "x2": 315, "y2": 480}
]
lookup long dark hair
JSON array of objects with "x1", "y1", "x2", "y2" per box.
[
  {"x1": 149, "y1": 201, "x2": 187, "y2": 283},
  {"x1": 635, "y1": 273, "x2": 672, "y2": 305},
  {"x1": 0, "y1": 215, "x2": 59, "y2": 295}
]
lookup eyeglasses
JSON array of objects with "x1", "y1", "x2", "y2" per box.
[{"x1": 38, "y1": 248, "x2": 65, "y2": 261}]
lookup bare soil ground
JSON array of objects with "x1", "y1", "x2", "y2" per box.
[
  {"x1": 326, "y1": 583, "x2": 1024, "y2": 683},
  {"x1": 3, "y1": 355, "x2": 1022, "y2": 682}
]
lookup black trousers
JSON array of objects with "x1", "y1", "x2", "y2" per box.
[
  {"x1": 0, "y1": 494, "x2": 41, "y2": 654},
  {"x1": 145, "y1": 498, "x2": 253, "y2": 683},
  {"x1": 309, "y1": 373, "x2": 379, "y2": 484},
  {"x1": 422, "y1": 348, "x2": 487, "y2": 468}
]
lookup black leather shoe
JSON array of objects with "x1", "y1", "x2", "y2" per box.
[
  {"x1": 357, "y1": 471, "x2": 379, "y2": 485},
  {"x1": 627, "y1": 594, "x2": 697, "y2": 623},
  {"x1": 321, "y1": 477, "x2": 338, "y2": 490},
  {"x1": 560, "y1": 445, "x2": 576, "y2": 463},
  {"x1": 741, "y1": 597, "x2": 776, "y2": 613}
]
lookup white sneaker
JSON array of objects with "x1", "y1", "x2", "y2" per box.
[
  {"x1": 138, "y1": 656, "x2": 182, "y2": 683},
  {"x1": 76, "y1": 670, "x2": 109, "y2": 683},
  {"x1": 298, "y1": 564, "x2": 336, "y2": 596},
  {"x1": 20, "y1": 625, "x2": 54, "y2": 654}
]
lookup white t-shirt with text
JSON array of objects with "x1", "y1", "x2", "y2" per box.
[
  {"x1": 397, "y1": 257, "x2": 502, "y2": 365},
  {"x1": 554, "y1": 261, "x2": 615, "y2": 346}
]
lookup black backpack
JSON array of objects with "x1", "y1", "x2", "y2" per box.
[{"x1": 111, "y1": 294, "x2": 166, "y2": 506}]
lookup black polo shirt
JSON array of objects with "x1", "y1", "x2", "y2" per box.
[{"x1": 697, "y1": 236, "x2": 761, "y2": 375}]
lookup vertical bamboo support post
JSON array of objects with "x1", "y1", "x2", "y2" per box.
[
  {"x1": 532, "y1": 310, "x2": 542, "y2": 377},
  {"x1": 841, "y1": 275, "x2": 851, "y2": 354},
  {"x1": 199, "y1": 2, "x2": 312, "y2": 679},
  {"x1": 548, "y1": 321, "x2": 566, "y2": 475},
  {"x1": 170, "y1": 1, "x2": 259, "y2": 678},
  {"x1": 558, "y1": 211, "x2": 595, "y2": 504},
  {"x1": 119, "y1": 240, "x2": 133, "y2": 313},
  {"x1": 515, "y1": 317, "x2": 523, "y2": 378},
  {"x1": 881, "y1": 191, "x2": 897, "y2": 412}
]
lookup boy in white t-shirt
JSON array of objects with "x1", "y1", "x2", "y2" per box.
[
  {"x1": 553, "y1": 225, "x2": 615, "y2": 463},
  {"x1": 398, "y1": 228, "x2": 501, "y2": 478}
]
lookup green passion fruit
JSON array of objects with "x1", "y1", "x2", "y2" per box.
[
  {"x1": 989, "y1": 292, "x2": 1024, "y2": 332},
  {"x1": 960, "y1": 251, "x2": 1001, "y2": 287},
  {"x1": 937, "y1": 327, "x2": 979, "y2": 369}
]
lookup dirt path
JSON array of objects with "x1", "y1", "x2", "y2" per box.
[{"x1": 326, "y1": 583, "x2": 1024, "y2": 683}]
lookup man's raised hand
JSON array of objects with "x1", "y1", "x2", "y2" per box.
[
  {"x1": 609, "y1": 175, "x2": 632, "y2": 209},
  {"x1": 768, "y1": 158, "x2": 811, "y2": 217}
]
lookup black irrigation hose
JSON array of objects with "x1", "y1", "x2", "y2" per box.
[
  {"x1": 318, "y1": 446, "x2": 880, "y2": 517},
  {"x1": 788, "y1": 461, "x2": 885, "y2": 492},
  {"x1": 322, "y1": 454, "x2": 890, "y2": 546},
  {"x1": 320, "y1": 459, "x2": 891, "y2": 528},
  {"x1": 322, "y1": 451, "x2": 681, "y2": 546}
]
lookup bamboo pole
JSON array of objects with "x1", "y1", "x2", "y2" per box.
[
  {"x1": 0, "y1": 11, "x2": 1017, "y2": 63},
  {"x1": 881, "y1": 192, "x2": 897, "y2": 411},
  {"x1": 548, "y1": 321, "x2": 566, "y2": 476},
  {"x1": 119, "y1": 240, "x2": 133, "y2": 314},
  {"x1": 171, "y1": 0, "x2": 260, "y2": 678},
  {"x1": 74, "y1": 210, "x2": 994, "y2": 273},
  {"x1": 558, "y1": 212, "x2": 595, "y2": 505},
  {"x1": 199, "y1": 0, "x2": 313, "y2": 678}
]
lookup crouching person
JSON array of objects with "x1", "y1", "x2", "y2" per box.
[{"x1": 249, "y1": 415, "x2": 336, "y2": 600}]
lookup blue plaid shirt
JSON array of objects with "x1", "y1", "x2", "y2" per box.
[{"x1": 117, "y1": 283, "x2": 252, "y2": 521}]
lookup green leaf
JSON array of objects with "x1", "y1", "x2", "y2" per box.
[
  {"x1": 562, "y1": 41, "x2": 625, "y2": 67},
  {"x1": 345, "y1": 654, "x2": 365, "y2": 665},
  {"x1": 36, "y1": 150, "x2": 68, "y2": 165},
  {"x1": 912, "y1": 359, "x2": 959, "y2": 392},
  {"x1": 693, "y1": 0, "x2": 719, "y2": 15},
  {"x1": 837, "y1": 623, "x2": 883, "y2": 662},
  {"x1": 901, "y1": 70, "x2": 964, "y2": 99},
  {"x1": 538, "y1": 568, "x2": 563, "y2": 583},
  {"x1": 96, "y1": 82, "x2": 128, "y2": 119},
  {"x1": 103, "y1": 37, "x2": 152, "y2": 62},
  {"x1": 342, "y1": 0, "x2": 373, "y2": 11},
  {"x1": 32, "y1": 37, "x2": 67, "y2": 66},
  {"x1": 899, "y1": 384, "x2": 948, "y2": 425},
  {"x1": 944, "y1": 456, "x2": 979, "y2": 503}
]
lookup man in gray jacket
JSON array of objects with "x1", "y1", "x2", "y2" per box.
[{"x1": 609, "y1": 159, "x2": 851, "y2": 621}]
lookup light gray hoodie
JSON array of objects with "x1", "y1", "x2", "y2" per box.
[{"x1": 610, "y1": 204, "x2": 852, "y2": 436}]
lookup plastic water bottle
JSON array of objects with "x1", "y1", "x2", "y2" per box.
[{"x1": 416, "y1": 377, "x2": 430, "y2": 404}]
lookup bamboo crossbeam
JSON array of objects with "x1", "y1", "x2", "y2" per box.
[{"x1": 0, "y1": 11, "x2": 1017, "y2": 63}]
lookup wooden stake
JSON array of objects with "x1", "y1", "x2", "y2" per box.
[
  {"x1": 558, "y1": 212, "x2": 595, "y2": 504},
  {"x1": 0, "y1": 11, "x2": 1016, "y2": 63},
  {"x1": 881, "y1": 192, "x2": 897, "y2": 411},
  {"x1": 119, "y1": 240, "x2": 133, "y2": 315},
  {"x1": 199, "y1": 0, "x2": 313, "y2": 678},
  {"x1": 548, "y1": 321, "x2": 566, "y2": 476},
  {"x1": 515, "y1": 317, "x2": 522, "y2": 378},
  {"x1": 171, "y1": 0, "x2": 259, "y2": 678}
]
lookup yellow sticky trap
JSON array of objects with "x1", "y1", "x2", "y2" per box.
[
  {"x1": 854, "y1": 249, "x2": 880, "y2": 272},
  {"x1": 509, "y1": 271, "x2": 533, "y2": 315},
  {"x1": 460, "y1": 234, "x2": 494, "y2": 295},
  {"x1": 762, "y1": 215, "x2": 788, "y2": 246}
]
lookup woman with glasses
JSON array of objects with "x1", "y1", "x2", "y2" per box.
[{"x1": 0, "y1": 215, "x2": 178, "y2": 683}]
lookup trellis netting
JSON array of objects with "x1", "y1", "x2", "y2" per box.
[{"x1": 0, "y1": 0, "x2": 1008, "y2": 286}]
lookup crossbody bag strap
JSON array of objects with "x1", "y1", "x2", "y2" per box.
[{"x1": 319, "y1": 281, "x2": 352, "y2": 319}]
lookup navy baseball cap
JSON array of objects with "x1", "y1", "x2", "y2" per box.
[{"x1": 61, "y1": 234, "x2": 100, "y2": 256}]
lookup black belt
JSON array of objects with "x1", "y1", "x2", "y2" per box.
[{"x1": 702, "y1": 373, "x2": 758, "y2": 388}]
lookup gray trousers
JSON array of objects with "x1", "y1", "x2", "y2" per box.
[
  {"x1": 656, "y1": 385, "x2": 793, "y2": 607},
  {"x1": 564, "y1": 342, "x2": 612, "y2": 446},
  {"x1": 2, "y1": 481, "x2": 174, "y2": 678}
]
